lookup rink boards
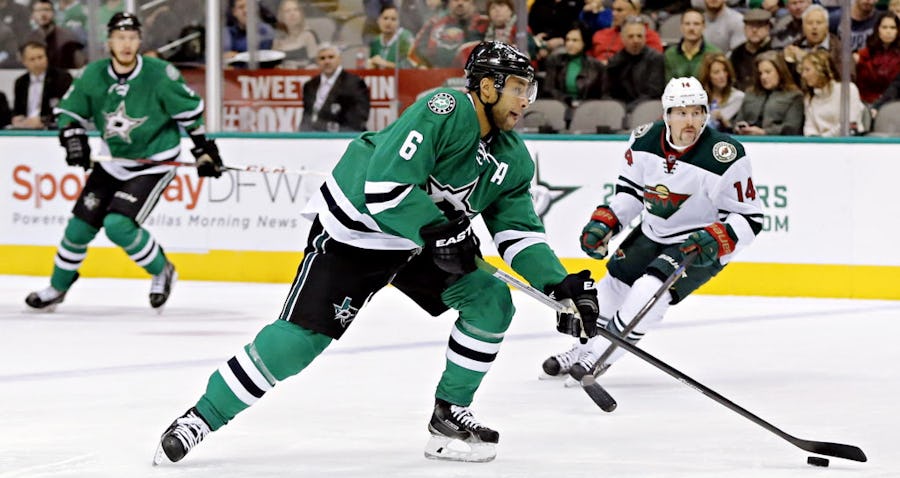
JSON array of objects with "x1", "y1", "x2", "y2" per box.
[{"x1": 2, "y1": 133, "x2": 899, "y2": 300}]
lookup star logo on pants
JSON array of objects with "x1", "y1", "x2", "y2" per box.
[
  {"x1": 333, "y1": 297, "x2": 359, "y2": 328},
  {"x1": 103, "y1": 102, "x2": 147, "y2": 144}
]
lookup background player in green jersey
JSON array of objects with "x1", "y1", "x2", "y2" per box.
[
  {"x1": 543, "y1": 77, "x2": 763, "y2": 384},
  {"x1": 25, "y1": 13, "x2": 223, "y2": 312},
  {"x1": 153, "y1": 42, "x2": 600, "y2": 465}
]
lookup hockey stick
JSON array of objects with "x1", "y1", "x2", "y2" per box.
[
  {"x1": 90, "y1": 155, "x2": 328, "y2": 176},
  {"x1": 474, "y1": 257, "x2": 868, "y2": 463},
  {"x1": 580, "y1": 251, "x2": 698, "y2": 412}
]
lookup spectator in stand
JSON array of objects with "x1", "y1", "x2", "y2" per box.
[
  {"x1": 871, "y1": 69, "x2": 900, "y2": 119},
  {"x1": 368, "y1": 5, "x2": 414, "y2": 69},
  {"x1": 800, "y1": 49, "x2": 866, "y2": 136},
  {"x1": 0, "y1": 91, "x2": 9, "y2": 128},
  {"x1": 57, "y1": 0, "x2": 87, "y2": 42},
  {"x1": 363, "y1": 0, "x2": 396, "y2": 44},
  {"x1": 26, "y1": 0, "x2": 85, "y2": 69},
  {"x1": 703, "y1": 0, "x2": 746, "y2": 54},
  {"x1": 95, "y1": 0, "x2": 125, "y2": 44},
  {"x1": 699, "y1": 52, "x2": 744, "y2": 131},
  {"x1": 579, "y1": 0, "x2": 612, "y2": 37},
  {"x1": 730, "y1": 9, "x2": 774, "y2": 91},
  {"x1": 0, "y1": 21, "x2": 18, "y2": 68},
  {"x1": 664, "y1": 8, "x2": 720, "y2": 81},
  {"x1": 11, "y1": 41, "x2": 72, "y2": 129},
  {"x1": 855, "y1": 12, "x2": 900, "y2": 104},
  {"x1": 891, "y1": 0, "x2": 900, "y2": 19},
  {"x1": 409, "y1": 0, "x2": 488, "y2": 67},
  {"x1": 225, "y1": 0, "x2": 276, "y2": 60},
  {"x1": 528, "y1": 0, "x2": 585, "y2": 63},
  {"x1": 454, "y1": 0, "x2": 538, "y2": 66},
  {"x1": 749, "y1": 0, "x2": 783, "y2": 17},
  {"x1": 301, "y1": 44, "x2": 371, "y2": 132},
  {"x1": 399, "y1": 0, "x2": 445, "y2": 37},
  {"x1": 591, "y1": 0, "x2": 663, "y2": 64},
  {"x1": 0, "y1": 0, "x2": 30, "y2": 41},
  {"x1": 830, "y1": 0, "x2": 878, "y2": 52},
  {"x1": 771, "y1": 0, "x2": 811, "y2": 49},
  {"x1": 605, "y1": 15, "x2": 665, "y2": 109},
  {"x1": 783, "y1": 4, "x2": 842, "y2": 80},
  {"x1": 733, "y1": 50, "x2": 804, "y2": 135},
  {"x1": 540, "y1": 22, "x2": 605, "y2": 103},
  {"x1": 272, "y1": 0, "x2": 318, "y2": 68}
]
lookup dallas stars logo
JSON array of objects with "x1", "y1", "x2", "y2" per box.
[
  {"x1": 426, "y1": 176, "x2": 478, "y2": 216},
  {"x1": 333, "y1": 297, "x2": 358, "y2": 328},
  {"x1": 103, "y1": 102, "x2": 147, "y2": 144},
  {"x1": 530, "y1": 153, "x2": 578, "y2": 219}
]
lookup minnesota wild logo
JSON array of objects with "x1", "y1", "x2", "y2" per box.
[
  {"x1": 333, "y1": 297, "x2": 358, "y2": 328},
  {"x1": 643, "y1": 184, "x2": 690, "y2": 219}
]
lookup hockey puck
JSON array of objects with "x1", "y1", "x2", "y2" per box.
[{"x1": 807, "y1": 456, "x2": 829, "y2": 467}]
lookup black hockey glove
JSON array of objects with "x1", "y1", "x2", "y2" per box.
[
  {"x1": 59, "y1": 125, "x2": 91, "y2": 169},
  {"x1": 191, "y1": 138, "x2": 224, "y2": 178},
  {"x1": 545, "y1": 271, "x2": 599, "y2": 338},
  {"x1": 420, "y1": 210, "x2": 479, "y2": 276}
]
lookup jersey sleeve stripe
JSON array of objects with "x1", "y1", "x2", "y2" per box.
[
  {"x1": 172, "y1": 100, "x2": 205, "y2": 120},
  {"x1": 364, "y1": 182, "x2": 413, "y2": 215},
  {"x1": 618, "y1": 175, "x2": 641, "y2": 190},
  {"x1": 53, "y1": 107, "x2": 89, "y2": 126},
  {"x1": 496, "y1": 236, "x2": 546, "y2": 264},
  {"x1": 321, "y1": 183, "x2": 379, "y2": 233}
]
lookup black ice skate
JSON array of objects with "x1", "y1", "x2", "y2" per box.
[
  {"x1": 25, "y1": 273, "x2": 79, "y2": 312},
  {"x1": 149, "y1": 261, "x2": 177, "y2": 310},
  {"x1": 568, "y1": 348, "x2": 605, "y2": 381},
  {"x1": 152, "y1": 407, "x2": 211, "y2": 465},
  {"x1": 424, "y1": 399, "x2": 499, "y2": 463},
  {"x1": 540, "y1": 342, "x2": 584, "y2": 380}
]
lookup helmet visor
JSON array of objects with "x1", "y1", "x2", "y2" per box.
[{"x1": 502, "y1": 75, "x2": 538, "y2": 104}]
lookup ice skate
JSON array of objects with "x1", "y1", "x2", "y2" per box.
[
  {"x1": 539, "y1": 342, "x2": 585, "y2": 380},
  {"x1": 153, "y1": 407, "x2": 211, "y2": 465},
  {"x1": 569, "y1": 348, "x2": 602, "y2": 381},
  {"x1": 424, "y1": 399, "x2": 499, "y2": 463},
  {"x1": 149, "y1": 261, "x2": 177, "y2": 310},
  {"x1": 25, "y1": 273, "x2": 78, "y2": 312}
]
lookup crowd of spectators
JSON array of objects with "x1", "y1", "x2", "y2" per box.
[{"x1": 4, "y1": 0, "x2": 900, "y2": 136}]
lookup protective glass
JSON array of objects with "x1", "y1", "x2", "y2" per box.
[{"x1": 502, "y1": 75, "x2": 538, "y2": 104}]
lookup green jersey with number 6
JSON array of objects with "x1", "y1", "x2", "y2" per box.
[
  {"x1": 54, "y1": 55, "x2": 204, "y2": 180},
  {"x1": 303, "y1": 88, "x2": 567, "y2": 290}
]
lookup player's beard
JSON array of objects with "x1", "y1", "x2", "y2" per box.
[{"x1": 111, "y1": 50, "x2": 138, "y2": 71}]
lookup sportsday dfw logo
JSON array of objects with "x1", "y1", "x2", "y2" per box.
[{"x1": 10, "y1": 164, "x2": 312, "y2": 209}]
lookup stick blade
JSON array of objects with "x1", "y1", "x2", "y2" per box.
[
  {"x1": 794, "y1": 438, "x2": 867, "y2": 462},
  {"x1": 580, "y1": 375, "x2": 618, "y2": 412}
]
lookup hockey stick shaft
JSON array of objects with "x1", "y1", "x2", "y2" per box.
[
  {"x1": 475, "y1": 257, "x2": 867, "y2": 463},
  {"x1": 588, "y1": 250, "x2": 698, "y2": 379},
  {"x1": 90, "y1": 155, "x2": 328, "y2": 176}
]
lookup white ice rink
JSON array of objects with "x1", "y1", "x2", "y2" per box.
[{"x1": 1, "y1": 274, "x2": 897, "y2": 478}]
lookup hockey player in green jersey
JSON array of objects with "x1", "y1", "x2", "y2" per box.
[
  {"x1": 153, "y1": 42, "x2": 600, "y2": 464},
  {"x1": 25, "y1": 12, "x2": 223, "y2": 312},
  {"x1": 543, "y1": 77, "x2": 764, "y2": 383}
]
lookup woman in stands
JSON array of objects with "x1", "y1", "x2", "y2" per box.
[
  {"x1": 272, "y1": 0, "x2": 318, "y2": 68},
  {"x1": 854, "y1": 12, "x2": 900, "y2": 105},
  {"x1": 540, "y1": 22, "x2": 605, "y2": 104},
  {"x1": 698, "y1": 52, "x2": 744, "y2": 132},
  {"x1": 800, "y1": 49, "x2": 866, "y2": 137},
  {"x1": 368, "y1": 5, "x2": 414, "y2": 69},
  {"x1": 733, "y1": 51, "x2": 804, "y2": 135}
]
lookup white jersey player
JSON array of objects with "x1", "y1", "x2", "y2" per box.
[{"x1": 543, "y1": 77, "x2": 764, "y2": 381}]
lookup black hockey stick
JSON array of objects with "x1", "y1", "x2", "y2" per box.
[
  {"x1": 475, "y1": 258, "x2": 868, "y2": 463},
  {"x1": 90, "y1": 155, "x2": 328, "y2": 176},
  {"x1": 580, "y1": 251, "x2": 698, "y2": 412}
]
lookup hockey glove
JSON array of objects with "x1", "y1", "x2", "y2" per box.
[
  {"x1": 420, "y1": 210, "x2": 479, "y2": 276},
  {"x1": 59, "y1": 125, "x2": 91, "y2": 169},
  {"x1": 679, "y1": 222, "x2": 737, "y2": 267},
  {"x1": 191, "y1": 139, "x2": 224, "y2": 178},
  {"x1": 545, "y1": 270, "x2": 599, "y2": 338},
  {"x1": 580, "y1": 206, "x2": 621, "y2": 259}
]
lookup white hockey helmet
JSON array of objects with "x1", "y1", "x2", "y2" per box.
[{"x1": 662, "y1": 77, "x2": 708, "y2": 149}]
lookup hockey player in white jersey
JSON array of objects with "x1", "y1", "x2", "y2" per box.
[{"x1": 542, "y1": 77, "x2": 764, "y2": 381}]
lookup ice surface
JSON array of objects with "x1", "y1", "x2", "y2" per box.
[{"x1": 1, "y1": 275, "x2": 896, "y2": 477}]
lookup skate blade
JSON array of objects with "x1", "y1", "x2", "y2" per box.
[
  {"x1": 424, "y1": 434, "x2": 496, "y2": 463},
  {"x1": 538, "y1": 371, "x2": 569, "y2": 381},
  {"x1": 152, "y1": 442, "x2": 168, "y2": 466},
  {"x1": 563, "y1": 377, "x2": 580, "y2": 388},
  {"x1": 24, "y1": 303, "x2": 58, "y2": 313}
]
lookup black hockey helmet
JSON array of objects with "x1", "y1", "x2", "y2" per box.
[
  {"x1": 108, "y1": 12, "x2": 142, "y2": 35},
  {"x1": 464, "y1": 41, "x2": 536, "y2": 103}
]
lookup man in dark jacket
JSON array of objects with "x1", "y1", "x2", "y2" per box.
[
  {"x1": 605, "y1": 17, "x2": 665, "y2": 110},
  {"x1": 301, "y1": 44, "x2": 371, "y2": 132},
  {"x1": 729, "y1": 9, "x2": 773, "y2": 91},
  {"x1": 12, "y1": 41, "x2": 73, "y2": 129}
]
